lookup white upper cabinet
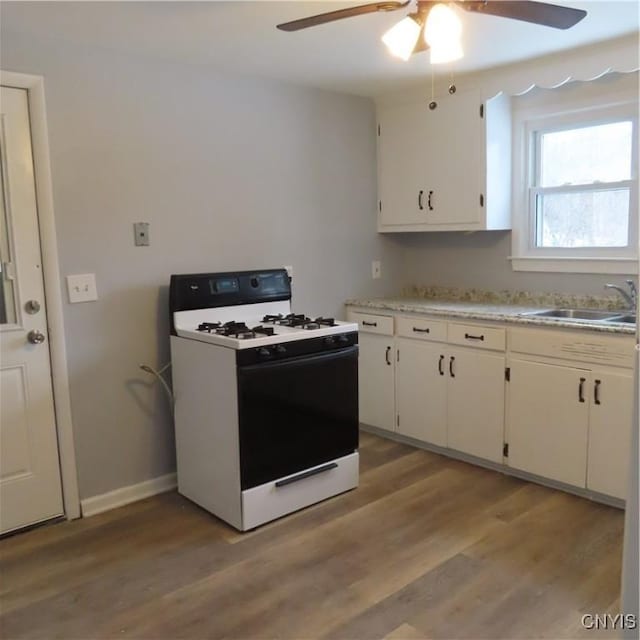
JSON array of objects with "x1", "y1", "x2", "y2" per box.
[{"x1": 376, "y1": 89, "x2": 511, "y2": 232}]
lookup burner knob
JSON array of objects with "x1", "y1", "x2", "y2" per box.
[
  {"x1": 275, "y1": 345, "x2": 287, "y2": 355},
  {"x1": 337, "y1": 335, "x2": 349, "y2": 345},
  {"x1": 250, "y1": 277, "x2": 259, "y2": 288},
  {"x1": 324, "y1": 337, "x2": 336, "y2": 347},
  {"x1": 257, "y1": 347, "x2": 272, "y2": 359}
]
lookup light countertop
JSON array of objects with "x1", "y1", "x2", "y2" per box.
[{"x1": 345, "y1": 297, "x2": 636, "y2": 335}]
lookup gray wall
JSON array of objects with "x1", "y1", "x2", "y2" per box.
[
  {"x1": 398, "y1": 231, "x2": 634, "y2": 296},
  {"x1": 1, "y1": 32, "x2": 404, "y2": 499}
]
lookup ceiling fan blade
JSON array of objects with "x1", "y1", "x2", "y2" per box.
[
  {"x1": 277, "y1": 1, "x2": 410, "y2": 31},
  {"x1": 456, "y1": 1, "x2": 587, "y2": 29}
]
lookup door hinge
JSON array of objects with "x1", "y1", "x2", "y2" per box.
[
  {"x1": 396, "y1": 415, "x2": 400, "y2": 427},
  {"x1": 480, "y1": 104, "x2": 484, "y2": 118},
  {"x1": 378, "y1": 124, "x2": 381, "y2": 136},
  {"x1": 379, "y1": 200, "x2": 382, "y2": 212},
  {"x1": 503, "y1": 443, "x2": 509, "y2": 457},
  {"x1": 505, "y1": 367, "x2": 510, "y2": 382},
  {"x1": 480, "y1": 193, "x2": 484, "y2": 207}
]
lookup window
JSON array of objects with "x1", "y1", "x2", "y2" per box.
[{"x1": 512, "y1": 76, "x2": 638, "y2": 274}]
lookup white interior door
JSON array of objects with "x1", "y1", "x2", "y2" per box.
[{"x1": 0, "y1": 85, "x2": 64, "y2": 534}]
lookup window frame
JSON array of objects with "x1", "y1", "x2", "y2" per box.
[{"x1": 512, "y1": 90, "x2": 639, "y2": 274}]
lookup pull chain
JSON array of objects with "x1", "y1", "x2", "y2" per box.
[
  {"x1": 448, "y1": 67, "x2": 456, "y2": 95},
  {"x1": 429, "y1": 67, "x2": 437, "y2": 110}
]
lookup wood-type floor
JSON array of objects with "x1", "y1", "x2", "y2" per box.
[{"x1": 0, "y1": 432, "x2": 625, "y2": 640}]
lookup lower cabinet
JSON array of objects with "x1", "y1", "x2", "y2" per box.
[
  {"x1": 447, "y1": 347, "x2": 505, "y2": 463},
  {"x1": 506, "y1": 359, "x2": 590, "y2": 487},
  {"x1": 349, "y1": 307, "x2": 634, "y2": 503},
  {"x1": 358, "y1": 332, "x2": 395, "y2": 431},
  {"x1": 507, "y1": 359, "x2": 633, "y2": 498},
  {"x1": 587, "y1": 369, "x2": 633, "y2": 499},
  {"x1": 395, "y1": 338, "x2": 447, "y2": 446},
  {"x1": 395, "y1": 337, "x2": 506, "y2": 461}
]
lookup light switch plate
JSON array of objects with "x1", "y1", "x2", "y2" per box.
[
  {"x1": 372, "y1": 261, "x2": 382, "y2": 279},
  {"x1": 67, "y1": 273, "x2": 98, "y2": 303}
]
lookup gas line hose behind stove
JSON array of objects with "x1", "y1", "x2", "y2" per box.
[{"x1": 139, "y1": 362, "x2": 174, "y2": 413}]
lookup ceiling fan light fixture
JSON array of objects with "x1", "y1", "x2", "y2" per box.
[
  {"x1": 382, "y1": 15, "x2": 422, "y2": 61},
  {"x1": 424, "y1": 3, "x2": 463, "y2": 63},
  {"x1": 429, "y1": 39, "x2": 463, "y2": 64}
]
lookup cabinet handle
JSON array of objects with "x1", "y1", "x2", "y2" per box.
[
  {"x1": 385, "y1": 346, "x2": 391, "y2": 366},
  {"x1": 449, "y1": 356, "x2": 455, "y2": 378},
  {"x1": 578, "y1": 377, "x2": 586, "y2": 403},
  {"x1": 464, "y1": 333, "x2": 485, "y2": 341},
  {"x1": 412, "y1": 327, "x2": 430, "y2": 333},
  {"x1": 438, "y1": 355, "x2": 445, "y2": 376},
  {"x1": 428, "y1": 190, "x2": 434, "y2": 211},
  {"x1": 594, "y1": 379, "x2": 601, "y2": 405},
  {"x1": 418, "y1": 190, "x2": 424, "y2": 210},
  {"x1": 362, "y1": 321, "x2": 377, "y2": 327}
]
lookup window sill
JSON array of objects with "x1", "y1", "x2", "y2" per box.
[{"x1": 509, "y1": 256, "x2": 639, "y2": 274}]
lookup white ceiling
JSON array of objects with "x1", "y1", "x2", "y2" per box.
[{"x1": 2, "y1": 1, "x2": 638, "y2": 96}]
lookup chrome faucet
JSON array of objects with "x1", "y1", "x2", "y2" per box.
[{"x1": 604, "y1": 279, "x2": 637, "y2": 312}]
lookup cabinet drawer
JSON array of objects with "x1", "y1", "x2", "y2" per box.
[
  {"x1": 396, "y1": 316, "x2": 447, "y2": 342},
  {"x1": 448, "y1": 323, "x2": 505, "y2": 351},
  {"x1": 347, "y1": 311, "x2": 394, "y2": 336}
]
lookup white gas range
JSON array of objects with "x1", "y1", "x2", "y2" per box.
[{"x1": 169, "y1": 269, "x2": 359, "y2": 531}]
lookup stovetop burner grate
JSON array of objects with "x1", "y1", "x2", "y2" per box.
[
  {"x1": 261, "y1": 313, "x2": 337, "y2": 329},
  {"x1": 197, "y1": 321, "x2": 277, "y2": 339}
]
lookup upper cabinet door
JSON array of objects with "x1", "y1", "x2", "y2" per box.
[
  {"x1": 376, "y1": 90, "x2": 511, "y2": 233},
  {"x1": 420, "y1": 92, "x2": 483, "y2": 227},
  {"x1": 377, "y1": 101, "x2": 431, "y2": 227}
]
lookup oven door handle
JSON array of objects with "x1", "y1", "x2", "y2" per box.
[
  {"x1": 275, "y1": 462, "x2": 338, "y2": 488},
  {"x1": 238, "y1": 344, "x2": 358, "y2": 372}
]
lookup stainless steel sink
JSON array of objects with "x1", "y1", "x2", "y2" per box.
[
  {"x1": 605, "y1": 314, "x2": 637, "y2": 324},
  {"x1": 522, "y1": 309, "x2": 621, "y2": 321}
]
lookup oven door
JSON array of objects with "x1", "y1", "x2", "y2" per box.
[{"x1": 237, "y1": 345, "x2": 358, "y2": 489}]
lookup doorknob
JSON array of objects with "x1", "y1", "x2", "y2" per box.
[{"x1": 27, "y1": 329, "x2": 46, "y2": 345}]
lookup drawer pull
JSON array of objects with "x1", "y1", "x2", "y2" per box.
[
  {"x1": 428, "y1": 190, "x2": 434, "y2": 211},
  {"x1": 438, "y1": 355, "x2": 444, "y2": 376},
  {"x1": 418, "y1": 190, "x2": 424, "y2": 210},
  {"x1": 362, "y1": 321, "x2": 377, "y2": 327},
  {"x1": 464, "y1": 333, "x2": 485, "y2": 341},
  {"x1": 578, "y1": 377, "x2": 586, "y2": 403},
  {"x1": 385, "y1": 346, "x2": 391, "y2": 366},
  {"x1": 275, "y1": 462, "x2": 338, "y2": 488},
  {"x1": 594, "y1": 379, "x2": 601, "y2": 405},
  {"x1": 413, "y1": 327, "x2": 430, "y2": 333},
  {"x1": 449, "y1": 356, "x2": 455, "y2": 378}
]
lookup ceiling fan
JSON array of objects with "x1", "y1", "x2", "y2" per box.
[{"x1": 277, "y1": 1, "x2": 587, "y2": 63}]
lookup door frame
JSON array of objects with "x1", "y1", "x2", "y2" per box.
[{"x1": 1, "y1": 70, "x2": 80, "y2": 520}]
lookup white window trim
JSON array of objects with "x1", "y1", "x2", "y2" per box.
[{"x1": 511, "y1": 86, "x2": 639, "y2": 274}]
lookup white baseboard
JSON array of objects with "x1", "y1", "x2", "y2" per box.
[{"x1": 80, "y1": 472, "x2": 177, "y2": 518}]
